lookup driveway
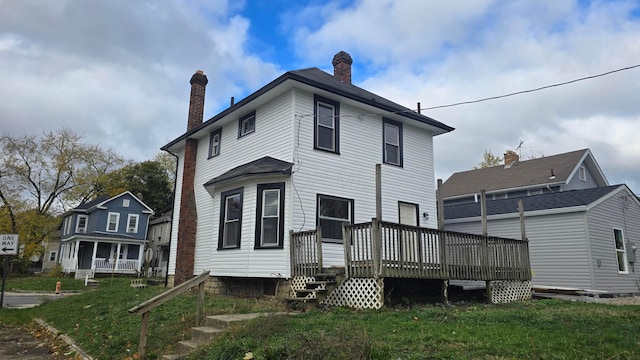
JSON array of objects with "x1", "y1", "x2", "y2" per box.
[{"x1": 0, "y1": 324, "x2": 67, "y2": 359}]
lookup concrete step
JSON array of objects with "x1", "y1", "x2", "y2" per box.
[
  {"x1": 204, "y1": 313, "x2": 282, "y2": 329},
  {"x1": 191, "y1": 326, "x2": 224, "y2": 342},
  {"x1": 177, "y1": 339, "x2": 207, "y2": 355}
]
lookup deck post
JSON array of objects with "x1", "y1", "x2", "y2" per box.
[
  {"x1": 138, "y1": 311, "x2": 149, "y2": 360},
  {"x1": 375, "y1": 164, "x2": 382, "y2": 221},
  {"x1": 371, "y1": 218, "x2": 382, "y2": 279},
  {"x1": 197, "y1": 281, "x2": 205, "y2": 326},
  {"x1": 436, "y1": 179, "x2": 444, "y2": 230},
  {"x1": 441, "y1": 279, "x2": 449, "y2": 305},
  {"x1": 289, "y1": 230, "x2": 295, "y2": 276},
  {"x1": 342, "y1": 224, "x2": 352, "y2": 278},
  {"x1": 316, "y1": 226, "x2": 323, "y2": 274},
  {"x1": 481, "y1": 190, "x2": 492, "y2": 303}
]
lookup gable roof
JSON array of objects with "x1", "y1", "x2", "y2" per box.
[
  {"x1": 68, "y1": 191, "x2": 154, "y2": 215},
  {"x1": 440, "y1": 149, "x2": 609, "y2": 199},
  {"x1": 162, "y1": 67, "x2": 454, "y2": 151},
  {"x1": 444, "y1": 185, "x2": 626, "y2": 220},
  {"x1": 203, "y1": 156, "x2": 293, "y2": 188}
]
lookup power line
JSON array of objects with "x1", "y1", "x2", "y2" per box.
[{"x1": 422, "y1": 63, "x2": 640, "y2": 110}]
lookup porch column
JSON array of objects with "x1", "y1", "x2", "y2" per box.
[
  {"x1": 91, "y1": 241, "x2": 98, "y2": 270},
  {"x1": 137, "y1": 244, "x2": 145, "y2": 274},
  {"x1": 115, "y1": 243, "x2": 122, "y2": 271},
  {"x1": 73, "y1": 240, "x2": 80, "y2": 270}
]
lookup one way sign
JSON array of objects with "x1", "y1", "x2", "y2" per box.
[{"x1": 0, "y1": 234, "x2": 18, "y2": 255}]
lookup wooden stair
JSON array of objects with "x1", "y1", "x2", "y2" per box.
[
  {"x1": 286, "y1": 267, "x2": 345, "y2": 310},
  {"x1": 162, "y1": 313, "x2": 291, "y2": 359}
]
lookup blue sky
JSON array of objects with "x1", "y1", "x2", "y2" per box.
[{"x1": 1, "y1": 0, "x2": 640, "y2": 191}]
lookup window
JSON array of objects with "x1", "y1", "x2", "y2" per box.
[
  {"x1": 76, "y1": 215, "x2": 88, "y2": 233},
  {"x1": 238, "y1": 112, "x2": 255, "y2": 138},
  {"x1": 127, "y1": 214, "x2": 139, "y2": 233},
  {"x1": 255, "y1": 183, "x2": 285, "y2": 248},
  {"x1": 123, "y1": 199, "x2": 130, "y2": 207},
  {"x1": 63, "y1": 216, "x2": 72, "y2": 235},
  {"x1": 383, "y1": 118, "x2": 403, "y2": 166},
  {"x1": 579, "y1": 166, "x2": 586, "y2": 181},
  {"x1": 218, "y1": 188, "x2": 243, "y2": 249},
  {"x1": 49, "y1": 251, "x2": 57, "y2": 262},
  {"x1": 208, "y1": 128, "x2": 222, "y2": 158},
  {"x1": 314, "y1": 95, "x2": 340, "y2": 153},
  {"x1": 317, "y1": 194, "x2": 353, "y2": 243},
  {"x1": 107, "y1": 212, "x2": 120, "y2": 232},
  {"x1": 613, "y1": 228, "x2": 628, "y2": 273}
]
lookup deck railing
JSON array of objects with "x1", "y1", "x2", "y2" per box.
[
  {"x1": 93, "y1": 258, "x2": 139, "y2": 273},
  {"x1": 291, "y1": 219, "x2": 531, "y2": 282}
]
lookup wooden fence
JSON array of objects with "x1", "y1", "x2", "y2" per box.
[{"x1": 291, "y1": 219, "x2": 530, "y2": 282}]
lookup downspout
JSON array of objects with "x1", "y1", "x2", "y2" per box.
[{"x1": 163, "y1": 148, "x2": 180, "y2": 287}]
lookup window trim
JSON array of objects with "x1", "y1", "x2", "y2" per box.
[
  {"x1": 316, "y1": 193, "x2": 354, "y2": 244},
  {"x1": 579, "y1": 166, "x2": 586, "y2": 182},
  {"x1": 127, "y1": 214, "x2": 140, "y2": 233},
  {"x1": 313, "y1": 95, "x2": 340, "y2": 154},
  {"x1": 255, "y1": 183, "x2": 285, "y2": 249},
  {"x1": 398, "y1": 201, "x2": 420, "y2": 227},
  {"x1": 613, "y1": 228, "x2": 628, "y2": 274},
  {"x1": 107, "y1": 212, "x2": 120, "y2": 232},
  {"x1": 76, "y1": 215, "x2": 88, "y2": 234},
  {"x1": 123, "y1": 199, "x2": 130, "y2": 207},
  {"x1": 49, "y1": 251, "x2": 57, "y2": 262},
  {"x1": 218, "y1": 187, "x2": 244, "y2": 250},
  {"x1": 383, "y1": 118, "x2": 403, "y2": 167},
  {"x1": 238, "y1": 112, "x2": 256, "y2": 138},
  {"x1": 63, "y1": 216, "x2": 72, "y2": 235},
  {"x1": 208, "y1": 128, "x2": 222, "y2": 158}
]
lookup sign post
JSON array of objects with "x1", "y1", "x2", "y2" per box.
[{"x1": 0, "y1": 234, "x2": 19, "y2": 309}]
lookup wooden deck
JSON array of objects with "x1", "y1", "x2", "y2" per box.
[{"x1": 291, "y1": 219, "x2": 531, "y2": 282}]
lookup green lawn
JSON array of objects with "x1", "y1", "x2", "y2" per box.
[{"x1": 2, "y1": 276, "x2": 639, "y2": 359}]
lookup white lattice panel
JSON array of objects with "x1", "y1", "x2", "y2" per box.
[
  {"x1": 491, "y1": 281, "x2": 531, "y2": 304},
  {"x1": 290, "y1": 276, "x2": 315, "y2": 299},
  {"x1": 321, "y1": 278, "x2": 384, "y2": 309}
]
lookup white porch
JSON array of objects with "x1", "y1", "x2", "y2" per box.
[{"x1": 59, "y1": 238, "x2": 146, "y2": 276}]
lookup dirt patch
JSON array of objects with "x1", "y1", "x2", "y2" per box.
[{"x1": 601, "y1": 296, "x2": 640, "y2": 305}]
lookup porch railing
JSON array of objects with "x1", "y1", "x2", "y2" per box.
[
  {"x1": 291, "y1": 219, "x2": 531, "y2": 282},
  {"x1": 290, "y1": 228, "x2": 323, "y2": 277},
  {"x1": 93, "y1": 258, "x2": 139, "y2": 272}
]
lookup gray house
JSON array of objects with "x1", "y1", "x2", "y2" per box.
[{"x1": 441, "y1": 150, "x2": 639, "y2": 294}]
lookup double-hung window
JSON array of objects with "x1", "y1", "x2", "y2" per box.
[
  {"x1": 208, "y1": 128, "x2": 222, "y2": 158},
  {"x1": 317, "y1": 194, "x2": 353, "y2": 243},
  {"x1": 107, "y1": 212, "x2": 119, "y2": 232},
  {"x1": 613, "y1": 228, "x2": 628, "y2": 273},
  {"x1": 383, "y1": 118, "x2": 403, "y2": 166},
  {"x1": 76, "y1": 215, "x2": 88, "y2": 233},
  {"x1": 255, "y1": 183, "x2": 285, "y2": 248},
  {"x1": 314, "y1": 95, "x2": 340, "y2": 153},
  {"x1": 238, "y1": 112, "x2": 255, "y2": 138},
  {"x1": 218, "y1": 188, "x2": 243, "y2": 249},
  {"x1": 127, "y1": 214, "x2": 139, "y2": 233},
  {"x1": 579, "y1": 166, "x2": 587, "y2": 181}
]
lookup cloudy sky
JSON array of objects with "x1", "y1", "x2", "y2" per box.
[{"x1": 1, "y1": 0, "x2": 639, "y2": 190}]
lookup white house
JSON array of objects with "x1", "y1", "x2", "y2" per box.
[{"x1": 162, "y1": 51, "x2": 455, "y2": 294}]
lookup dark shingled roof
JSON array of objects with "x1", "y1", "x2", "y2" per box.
[
  {"x1": 162, "y1": 67, "x2": 453, "y2": 151},
  {"x1": 441, "y1": 149, "x2": 592, "y2": 199},
  {"x1": 444, "y1": 185, "x2": 621, "y2": 220},
  {"x1": 203, "y1": 156, "x2": 293, "y2": 187},
  {"x1": 75, "y1": 195, "x2": 110, "y2": 210}
]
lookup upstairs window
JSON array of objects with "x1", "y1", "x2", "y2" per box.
[
  {"x1": 208, "y1": 128, "x2": 222, "y2": 158},
  {"x1": 579, "y1": 166, "x2": 586, "y2": 181},
  {"x1": 218, "y1": 188, "x2": 243, "y2": 249},
  {"x1": 383, "y1": 118, "x2": 403, "y2": 166},
  {"x1": 317, "y1": 194, "x2": 353, "y2": 243},
  {"x1": 127, "y1": 214, "x2": 139, "y2": 233},
  {"x1": 76, "y1": 215, "x2": 88, "y2": 234},
  {"x1": 63, "y1": 216, "x2": 72, "y2": 235},
  {"x1": 255, "y1": 183, "x2": 285, "y2": 248},
  {"x1": 123, "y1": 199, "x2": 130, "y2": 207},
  {"x1": 314, "y1": 95, "x2": 340, "y2": 153},
  {"x1": 107, "y1": 212, "x2": 120, "y2": 232},
  {"x1": 613, "y1": 228, "x2": 628, "y2": 273},
  {"x1": 238, "y1": 112, "x2": 255, "y2": 138}
]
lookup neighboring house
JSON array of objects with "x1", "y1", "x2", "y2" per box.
[
  {"x1": 59, "y1": 191, "x2": 154, "y2": 277},
  {"x1": 441, "y1": 150, "x2": 639, "y2": 294},
  {"x1": 41, "y1": 229, "x2": 61, "y2": 273},
  {"x1": 162, "y1": 51, "x2": 455, "y2": 292},
  {"x1": 146, "y1": 205, "x2": 172, "y2": 277}
]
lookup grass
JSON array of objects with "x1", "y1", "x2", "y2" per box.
[
  {"x1": 1, "y1": 276, "x2": 640, "y2": 359},
  {"x1": 4, "y1": 275, "x2": 87, "y2": 291}
]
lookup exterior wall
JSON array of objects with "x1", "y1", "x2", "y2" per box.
[
  {"x1": 92, "y1": 194, "x2": 151, "y2": 239},
  {"x1": 563, "y1": 162, "x2": 599, "y2": 191},
  {"x1": 291, "y1": 88, "x2": 438, "y2": 266},
  {"x1": 587, "y1": 187, "x2": 640, "y2": 293},
  {"x1": 168, "y1": 149, "x2": 185, "y2": 278},
  {"x1": 446, "y1": 211, "x2": 594, "y2": 290},
  {"x1": 187, "y1": 91, "x2": 294, "y2": 278}
]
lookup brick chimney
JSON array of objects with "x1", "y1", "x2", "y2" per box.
[
  {"x1": 187, "y1": 70, "x2": 208, "y2": 131},
  {"x1": 504, "y1": 150, "x2": 519, "y2": 168},
  {"x1": 332, "y1": 51, "x2": 353, "y2": 84},
  {"x1": 175, "y1": 70, "x2": 207, "y2": 285}
]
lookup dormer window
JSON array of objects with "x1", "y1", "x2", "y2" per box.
[
  {"x1": 579, "y1": 166, "x2": 586, "y2": 182},
  {"x1": 127, "y1": 214, "x2": 139, "y2": 233},
  {"x1": 107, "y1": 212, "x2": 119, "y2": 232},
  {"x1": 76, "y1": 215, "x2": 88, "y2": 234},
  {"x1": 123, "y1": 199, "x2": 130, "y2": 207},
  {"x1": 238, "y1": 112, "x2": 255, "y2": 138}
]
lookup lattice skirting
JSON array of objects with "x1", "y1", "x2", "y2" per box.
[
  {"x1": 321, "y1": 278, "x2": 384, "y2": 310},
  {"x1": 491, "y1": 281, "x2": 532, "y2": 304},
  {"x1": 290, "y1": 276, "x2": 316, "y2": 299}
]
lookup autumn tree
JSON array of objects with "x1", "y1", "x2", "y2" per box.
[
  {"x1": 0, "y1": 128, "x2": 125, "y2": 259},
  {"x1": 102, "y1": 160, "x2": 173, "y2": 212},
  {"x1": 473, "y1": 150, "x2": 503, "y2": 169}
]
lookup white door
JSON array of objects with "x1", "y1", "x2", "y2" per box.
[{"x1": 399, "y1": 202, "x2": 419, "y2": 263}]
